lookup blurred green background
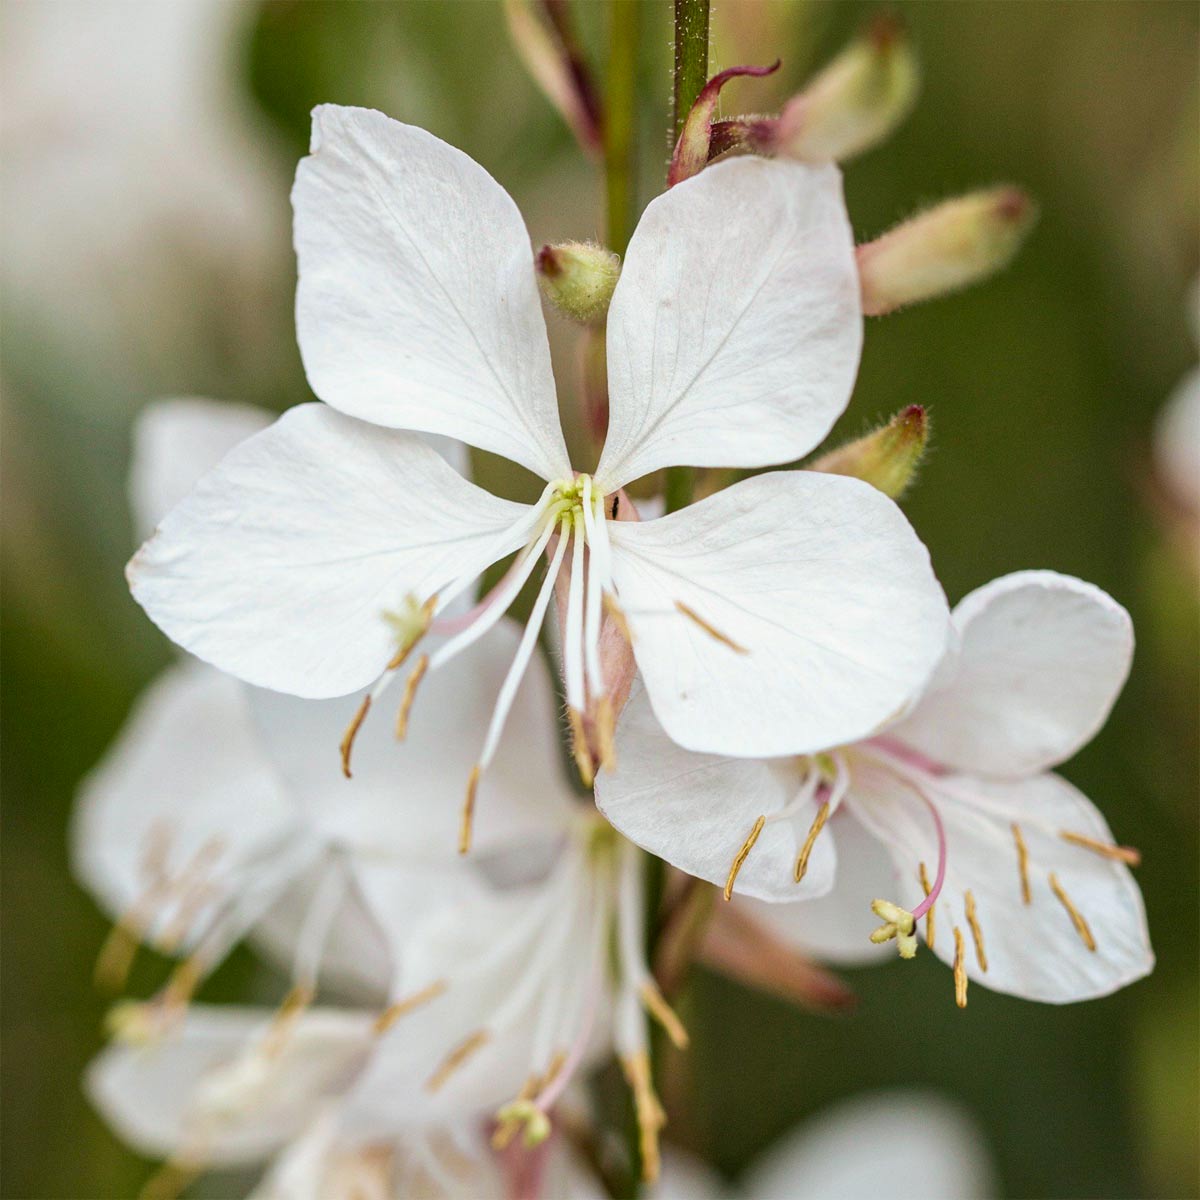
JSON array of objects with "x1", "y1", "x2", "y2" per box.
[{"x1": 2, "y1": 1, "x2": 1197, "y2": 1197}]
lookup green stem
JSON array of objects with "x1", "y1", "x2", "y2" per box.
[
  {"x1": 604, "y1": 0, "x2": 639, "y2": 257},
  {"x1": 663, "y1": 0, "x2": 709, "y2": 513}
]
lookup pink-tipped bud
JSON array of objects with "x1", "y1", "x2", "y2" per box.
[
  {"x1": 536, "y1": 241, "x2": 620, "y2": 324},
  {"x1": 809, "y1": 405, "x2": 929, "y2": 499},
  {"x1": 858, "y1": 187, "x2": 1038, "y2": 316},
  {"x1": 773, "y1": 17, "x2": 918, "y2": 163},
  {"x1": 667, "y1": 61, "x2": 781, "y2": 187},
  {"x1": 504, "y1": 0, "x2": 601, "y2": 157}
]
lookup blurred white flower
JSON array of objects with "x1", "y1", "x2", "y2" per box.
[
  {"x1": 0, "y1": 0, "x2": 283, "y2": 376},
  {"x1": 1153, "y1": 279, "x2": 1200, "y2": 519},
  {"x1": 75, "y1": 399, "x2": 574, "y2": 1006},
  {"x1": 127, "y1": 104, "x2": 949, "y2": 834},
  {"x1": 599, "y1": 571, "x2": 1153, "y2": 1005}
]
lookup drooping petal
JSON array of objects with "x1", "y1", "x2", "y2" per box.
[
  {"x1": 890, "y1": 571, "x2": 1133, "y2": 777},
  {"x1": 741, "y1": 1089, "x2": 996, "y2": 1200},
  {"x1": 595, "y1": 156, "x2": 861, "y2": 491},
  {"x1": 849, "y1": 757, "x2": 1153, "y2": 1003},
  {"x1": 129, "y1": 397, "x2": 272, "y2": 539},
  {"x1": 607, "y1": 471, "x2": 948, "y2": 757},
  {"x1": 293, "y1": 105, "x2": 570, "y2": 482},
  {"x1": 128, "y1": 403, "x2": 534, "y2": 697},
  {"x1": 737, "y1": 809, "x2": 896, "y2": 965},
  {"x1": 596, "y1": 684, "x2": 835, "y2": 902},
  {"x1": 71, "y1": 659, "x2": 302, "y2": 954},
  {"x1": 85, "y1": 1006, "x2": 376, "y2": 1168},
  {"x1": 244, "y1": 619, "x2": 579, "y2": 860}
]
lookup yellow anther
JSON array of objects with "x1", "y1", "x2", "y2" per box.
[
  {"x1": 594, "y1": 693, "x2": 617, "y2": 773},
  {"x1": 1049, "y1": 872, "x2": 1097, "y2": 952},
  {"x1": 869, "y1": 898, "x2": 918, "y2": 958},
  {"x1": 674, "y1": 601, "x2": 748, "y2": 654},
  {"x1": 1059, "y1": 830, "x2": 1142, "y2": 867},
  {"x1": 952, "y1": 926, "x2": 968, "y2": 1008},
  {"x1": 639, "y1": 981, "x2": 690, "y2": 1050},
  {"x1": 459, "y1": 766, "x2": 481, "y2": 856},
  {"x1": 94, "y1": 919, "x2": 142, "y2": 994},
  {"x1": 491, "y1": 1099, "x2": 552, "y2": 1150},
  {"x1": 918, "y1": 862, "x2": 936, "y2": 952},
  {"x1": 373, "y1": 980, "x2": 447, "y2": 1034},
  {"x1": 1011, "y1": 822, "x2": 1031, "y2": 905},
  {"x1": 383, "y1": 594, "x2": 437, "y2": 670},
  {"x1": 426, "y1": 1029, "x2": 490, "y2": 1092},
  {"x1": 794, "y1": 802, "x2": 831, "y2": 883},
  {"x1": 339, "y1": 695, "x2": 371, "y2": 779},
  {"x1": 724, "y1": 815, "x2": 766, "y2": 901},
  {"x1": 394, "y1": 654, "x2": 428, "y2": 741},
  {"x1": 566, "y1": 706, "x2": 595, "y2": 787},
  {"x1": 621, "y1": 1051, "x2": 665, "y2": 1183},
  {"x1": 964, "y1": 889, "x2": 988, "y2": 972},
  {"x1": 602, "y1": 592, "x2": 634, "y2": 644}
]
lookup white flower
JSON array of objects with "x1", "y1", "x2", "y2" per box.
[
  {"x1": 598, "y1": 571, "x2": 1153, "y2": 1004},
  {"x1": 1153, "y1": 278, "x2": 1200, "y2": 517},
  {"x1": 76, "y1": 398, "x2": 574, "y2": 1004},
  {"x1": 127, "y1": 104, "x2": 949, "y2": 834}
]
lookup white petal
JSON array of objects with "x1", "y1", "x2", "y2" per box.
[
  {"x1": 849, "y1": 760, "x2": 1153, "y2": 1003},
  {"x1": 71, "y1": 660, "x2": 300, "y2": 953},
  {"x1": 244, "y1": 620, "x2": 578, "y2": 859},
  {"x1": 293, "y1": 105, "x2": 570, "y2": 481},
  {"x1": 85, "y1": 1006, "x2": 375, "y2": 1167},
  {"x1": 741, "y1": 1089, "x2": 996, "y2": 1200},
  {"x1": 128, "y1": 403, "x2": 533, "y2": 697},
  {"x1": 129, "y1": 397, "x2": 272, "y2": 539},
  {"x1": 595, "y1": 157, "x2": 861, "y2": 491},
  {"x1": 891, "y1": 571, "x2": 1133, "y2": 777},
  {"x1": 607, "y1": 471, "x2": 948, "y2": 757},
  {"x1": 596, "y1": 684, "x2": 835, "y2": 902},
  {"x1": 738, "y1": 809, "x2": 896, "y2": 965}
]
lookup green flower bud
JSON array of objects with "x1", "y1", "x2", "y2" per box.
[
  {"x1": 536, "y1": 241, "x2": 621, "y2": 324},
  {"x1": 809, "y1": 405, "x2": 929, "y2": 500},
  {"x1": 858, "y1": 188, "x2": 1038, "y2": 316},
  {"x1": 774, "y1": 17, "x2": 919, "y2": 163}
]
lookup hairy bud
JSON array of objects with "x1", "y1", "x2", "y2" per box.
[
  {"x1": 809, "y1": 406, "x2": 929, "y2": 499},
  {"x1": 774, "y1": 17, "x2": 918, "y2": 163},
  {"x1": 858, "y1": 187, "x2": 1038, "y2": 316},
  {"x1": 536, "y1": 241, "x2": 621, "y2": 324}
]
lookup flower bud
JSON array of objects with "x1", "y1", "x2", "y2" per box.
[
  {"x1": 857, "y1": 188, "x2": 1038, "y2": 316},
  {"x1": 809, "y1": 405, "x2": 929, "y2": 499},
  {"x1": 536, "y1": 241, "x2": 620, "y2": 324},
  {"x1": 774, "y1": 17, "x2": 919, "y2": 163}
]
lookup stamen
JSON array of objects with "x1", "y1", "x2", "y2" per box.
[
  {"x1": 594, "y1": 694, "x2": 616, "y2": 772},
  {"x1": 1048, "y1": 873, "x2": 1097, "y2": 951},
  {"x1": 1059, "y1": 831, "x2": 1142, "y2": 867},
  {"x1": 602, "y1": 592, "x2": 633, "y2": 644},
  {"x1": 964, "y1": 889, "x2": 988, "y2": 972},
  {"x1": 674, "y1": 601, "x2": 748, "y2": 654},
  {"x1": 918, "y1": 862, "x2": 936, "y2": 952},
  {"x1": 374, "y1": 980, "x2": 447, "y2": 1034},
  {"x1": 724, "y1": 815, "x2": 766, "y2": 901},
  {"x1": 339, "y1": 695, "x2": 371, "y2": 779},
  {"x1": 393, "y1": 653, "x2": 429, "y2": 741},
  {"x1": 621, "y1": 1051, "x2": 665, "y2": 1183},
  {"x1": 952, "y1": 926, "x2": 968, "y2": 1008},
  {"x1": 459, "y1": 767, "x2": 481, "y2": 856},
  {"x1": 794, "y1": 802, "x2": 831, "y2": 883},
  {"x1": 566, "y1": 706, "x2": 595, "y2": 787},
  {"x1": 563, "y1": 509, "x2": 587, "y2": 711},
  {"x1": 638, "y1": 981, "x2": 689, "y2": 1050},
  {"x1": 426, "y1": 1029, "x2": 490, "y2": 1092},
  {"x1": 94, "y1": 919, "x2": 142, "y2": 994},
  {"x1": 1012, "y1": 822, "x2": 1032, "y2": 905}
]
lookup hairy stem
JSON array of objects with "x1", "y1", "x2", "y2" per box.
[{"x1": 604, "y1": 0, "x2": 639, "y2": 256}]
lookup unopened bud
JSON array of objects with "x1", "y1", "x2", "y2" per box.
[
  {"x1": 668, "y1": 61, "x2": 780, "y2": 187},
  {"x1": 858, "y1": 188, "x2": 1038, "y2": 316},
  {"x1": 536, "y1": 241, "x2": 620, "y2": 324},
  {"x1": 774, "y1": 17, "x2": 918, "y2": 163},
  {"x1": 809, "y1": 406, "x2": 929, "y2": 499}
]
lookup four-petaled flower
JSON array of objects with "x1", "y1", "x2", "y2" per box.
[
  {"x1": 597, "y1": 571, "x2": 1153, "y2": 1004},
  {"x1": 127, "y1": 104, "x2": 949, "y2": 845}
]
